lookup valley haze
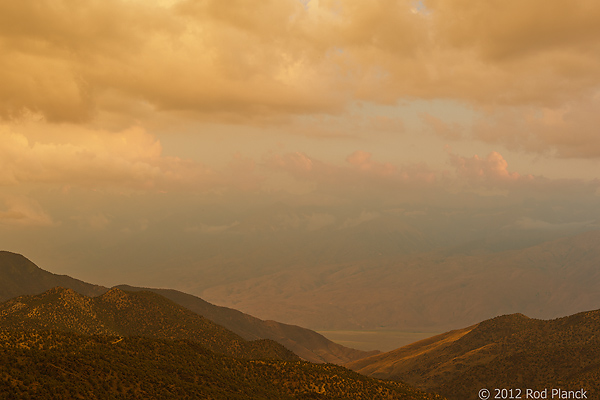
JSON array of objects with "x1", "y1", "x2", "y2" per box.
[{"x1": 1, "y1": 249, "x2": 600, "y2": 399}]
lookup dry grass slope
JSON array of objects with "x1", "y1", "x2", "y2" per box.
[{"x1": 348, "y1": 311, "x2": 600, "y2": 400}]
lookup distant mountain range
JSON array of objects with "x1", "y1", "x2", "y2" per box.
[
  {"x1": 347, "y1": 311, "x2": 600, "y2": 400},
  {"x1": 2, "y1": 245, "x2": 599, "y2": 399},
  {"x1": 116, "y1": 284, "x2": 378, "y2": 363},
  {"x1": 201, "y1": 230, "x2": 600, "y2": 332},
  {"x1": 0, "y1": 250, "x2": 376, "y2": 363},
  {"x1": 0, "y1": 251, "x2": 443, "y2": 400}
]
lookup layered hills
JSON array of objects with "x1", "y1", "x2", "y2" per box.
[
  {"x1": 202, "y1": 230, "x2": 600, "y2": 332},
  {"x1": 0, "y1": 286, "x2": 298, "y2": 361},
  {"x1": 0, "y1": 254, "x2": 444, "y2": 399},
  {"x1": 347, "y1": 311, "x2": 600, "y2": 400},
  {"x1": 0, "y1": 330, "x2": 445, "y2": 400},
  {"x1": 117, "y1": 284, "x2": 378, "y2": 364},
  {"x1": 0, "y1": 250, "x2": 374, "y2": 363}
]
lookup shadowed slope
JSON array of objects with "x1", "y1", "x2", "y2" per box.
[
  {"x1": 117, "y1": 284, "x2": 379, "y2": 364},
  {"x1": 0, "y1": 251, "x2": 107, "y2": 301}
]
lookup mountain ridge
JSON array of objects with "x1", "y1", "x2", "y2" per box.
[
  {"x1": 347, "y1": 309, "x2": 600, "y2": 400},
  {"x1": 0, "y1": 251, "x2": 107, "y2": 301},
  {"x1": 116, "y1": 284, "x2": 379, "y2": 363}
]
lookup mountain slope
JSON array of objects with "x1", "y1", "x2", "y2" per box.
[
  {"x1": 0, "y1": 287, "x2": 298, "y2": 361},
  {"x1": 0, "y1": 329, "x2": 445, "y2": 400},
  {"x1": 0, "y1": 250, "x2": 375, "y2": 363},
  {"x1": 117, "y1": 284, "x2": 379, "y2": 364},
  {"x1": 0, "y1": 251, "x2": 106, "y2": 301},
  {"x1": 347, "y1": 311, "x2": 600, "y2": 400}
]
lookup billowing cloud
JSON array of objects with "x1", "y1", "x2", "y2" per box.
[
  {"x1": 0, "y1": 0, "x2": 349, "y2": 123},
  {"x1": 428, "y1": 0, "x2": 600, "y2": 62},
  {"x1": 0, "y1": 0, "x2": 174, "y2": 122},
  {"x1": 1, "y1": 0, "x2": 600, "y2": 207},
  {"x1": 448, "y1": 151, "x2": 534, "y2": 186},
  {"x1": 346, "y1": 151, "x2": 395, "y2": 176},
  {"x1": 266, "y1": 150, "x2": 437, "y2": 193},
  {"x1": 265, "y1": 152, "x2": 321, "y2": 178},
  {"x1": 0, "y1": 126, "x2": 219, "y2": 190},
  {"x1": 3, "y1": 0, "x2": 600, "y2": 304},
  {"x1": 265, "y1": 149, "x2": 600, "y2": 203},
  {"x1": 4, "y1": 0, "x2": 600, "y2": 123},
  {"x1": 265, "y1": 150, "x2": 437, "y2": 202}
]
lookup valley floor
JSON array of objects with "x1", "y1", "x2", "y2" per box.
[{"x1": 317, "y1": 330, "x2": 441, "y2": 352}]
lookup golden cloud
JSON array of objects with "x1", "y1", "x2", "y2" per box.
[
  {"x1": 265, "y1": 149, "x2": 600, "y2": 201},
  {"x1": 448, "y1": 151, "x2": 534, "y2": 186},
  {"x1": 428, "y1": 0, "x2": 600, "y2": 61},
  {"x1": 0, "y1": 126, "x2": 218, "y2": 190},
  {"x1": 3, "y1": 0, "x2": 598, "y2": 120},
  {"x1": 3, "y1": 0, "x2": 600, "y2": 157}
]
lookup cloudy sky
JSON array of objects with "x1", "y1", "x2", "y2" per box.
[{"x1": 1, "y1": 0, "x2": 600, "y2": 288}]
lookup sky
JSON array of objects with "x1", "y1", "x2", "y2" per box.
[{"x1": 1, "y1": 0, "x2": 600, "y2": 289}]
